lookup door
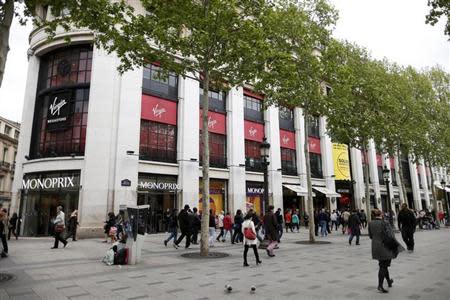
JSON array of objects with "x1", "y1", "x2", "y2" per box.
[{"x1": 137, "y1": 191, "x2": 176, "y2": 233}]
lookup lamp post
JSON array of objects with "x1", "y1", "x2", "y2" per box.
[
  {"x1": 382, "y1": 166, "x2": 393, "y2": 226},
  {"x1": 441, "y1": 179, "x2": 449, "y2": 226},
  {"x1": 260, "y1": 137, "x2": 270, "y2": 213}
]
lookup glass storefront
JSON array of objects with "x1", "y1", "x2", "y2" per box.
[
  {"x1": 199, "y1": 180, "x2": 226, "y2": 215},
  {"x1": 246, "y1": 182, "x2": 264, "y2": 217},
  {"x1": 137, "y1": 174, "x2": 178, "y2": 233},
  {"x1": 19, "y1": 171, "x2": 81, "y2": 236}
]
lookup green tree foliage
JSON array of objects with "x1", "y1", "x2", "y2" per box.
[
  {"x1": 425, "y1": 0, "x2": 450, "y2": 38},
  {"x1": 254, "y1": 0, "x2": 337, "y2": 242}
]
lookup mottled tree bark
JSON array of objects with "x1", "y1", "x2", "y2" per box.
[{"x1": 0, "y1": 0, "x2": 14, "y2": 87}]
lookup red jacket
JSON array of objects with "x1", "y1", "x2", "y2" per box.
[{"x1": 223, "y1": 215, "x2": 233, "y2": 230}]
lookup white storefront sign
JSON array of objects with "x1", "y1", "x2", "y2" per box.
[
  {"x1": 22, "y1": 177, "x2": 75, "y2": 190},
  {"x1": 138, "y1": 181, "x2": 179, "y2": 191}
]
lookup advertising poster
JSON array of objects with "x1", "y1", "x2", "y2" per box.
[
  {"x1": 332, "y1": 143, "x2": 351, "y2": 181},
  {"x1": 246, "y1": 195, "x2": 262, "y2": 216},
  {"x1": 198, "y1": 180, "x2": 225, "y2": 215}
]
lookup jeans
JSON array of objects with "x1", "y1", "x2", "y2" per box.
[
  {"x1": 401, "y1": 228, "x2": 415, "y2": 251},
  {"x1": 232, "y1": 228, "x2": 242, "y2": 243},
  {"x1": 349, "y1": 232, "x2": 360, "y2": 244},
  {"x1": 191, "y1": 227, "x2": 199, "y2": 244},
  {"x1": 320, "y1": 220, "x2": 328, "y2": 236},
  {"x1": 165, "y1": 227, "x2": 178, "y2": 243},
  {"x1": 53, "y1": 232, "x2": 67, "y2": 248},
  {"x1": 208, "y1": 227, "x2": 216, "y2": 246},
  {"x1": 223, "y1": 229, "x2": 232, "y2": 241},
  {"x1": 175, "y1": 230, "x2": 191, "y2": 248},
  {"x1": 267, "y1": 240, "x2": 278, "y2": 255},
  {"x1": 277, "y1": 224, "x2": 283, "y2": 242},
  {"x1": 216, "y1": 227, "x2": 224, "y2": 240},
  {"x1": 1, "y1": 233, "x2": 8, "y2": 253},
  {"x1": 331, "y1": 221, "x2": 338, "y2": 231}
]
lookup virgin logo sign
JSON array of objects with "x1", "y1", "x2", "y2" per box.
[
  {"x1": 282, "y1": 135, "x2": 290, "y2": 145},
  {"x1": 208, "y1": 117, "x2": 217, "y2": 129},
  {"x1": 152, "y1": 104, "x2": 166, "y2": 118},
  {"x1": 49, "y1": 97, "x2": 67, "y2": 116},
  {"x1": 249, "y1": 127, "x2": 257, "y2": 137}
]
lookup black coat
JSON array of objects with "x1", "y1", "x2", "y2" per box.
[
  {"x1": 348, "y1": 213, "x2": 361, "y2": 235},
  {"x1": 263, "y1": 211, "x2": 278, "y2": 241},
  {"x1": 178, "y1": 209, "x2": 191, "y2": 233},
  {"x1": 398, "y1": 209, "x2": 416, "y2": 231},
  {"x1": 369, "y1": 219, "x2": 403, "y2": 260},
  {"x1": 169, "y1": 213, "x2": 178, "y2": 229}
]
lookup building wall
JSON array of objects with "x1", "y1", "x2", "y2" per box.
[{"x1": 0, "y1": 117, "x2": 20, "y2": 209}]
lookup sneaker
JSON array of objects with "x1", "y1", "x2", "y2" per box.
[{"x1": 1, "y1": 252, "x2": 8, "y2": 257}]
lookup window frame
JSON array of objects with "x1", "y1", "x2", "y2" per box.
[
  {"x1": 142, "y1": 64, "x2": 178, "y2": 101},
  {"x1": 139, "y1": 120, "x2": 177, "y2": 163},
  {"x1": 243, "y1": 95, "x2": 263, "y2": 122},
  {"x1": 309, "y1": 152, "x2": 323, "y2": 178},
  {"x1": 281, "y1": 147, "x2": 297, "y2": 175}
]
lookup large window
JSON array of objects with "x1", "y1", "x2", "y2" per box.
[
  {"x1": 139, "y1": 120, "x2": 177, "y2": 163},
  {"x1": 279, "y1": 107, "x2": 294, "y2": 131},
  {"x1": 391, "y1": 168, "x2": 397, "y2": 186},
  {"x1": 281, "y1": 148, "x2": 297, "y2": 175},
  {"x1": 199, "y1": 88, "x2": 226, "y2": 112},
  {"x1": 245, "y1": 140, "x2": 263, "y2": 172},
  {"x1": 418, "y1": 172, "x2": 423, "y2": 188},
  {"x1": 308, "y1": 116, "x2": 320, "y2": 138},
  {"x1": 378, "y1": 166, "x2": 384, "y2": 185},
  {"x1": 244, "y1": 95, "x2": 263, "y2": 122},
  {"x1": 401, "y1": 159, "x2": 411, "y2": 187},
  {"x1": 142, "y1": 64, "x2": 178, "y2": 100},
  {"x1": 310, "y1": 153, "x2": 322, "y2": 178},
  {"x1": 199, "y1": 132, "x2": 227, "y2": 168}
]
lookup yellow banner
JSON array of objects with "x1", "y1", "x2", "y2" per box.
[{"x1": 332, "y1": 143, "x2": 351, "y2": 181}]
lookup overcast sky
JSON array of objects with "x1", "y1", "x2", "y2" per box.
[{"x1": 0, "y1": 0, "x2": 448, "y2": 123}]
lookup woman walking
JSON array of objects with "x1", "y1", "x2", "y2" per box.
[
  {"x1": 164, "y1": 209, "x2": 178, "y2": 246},
  {"x1": 368, "y1": 209, "x2": 404, "y2": 293},
  {"x1": 66, "y1": 210, "x2": 79, "y2": 241},
  {"x1": 8, "y1": 212, "x2": 19, "y2": 240},
  {"x1": 242, "y1": 211, "x2": 261, "y2": 267},
  {"x1": 231, "y1": 209, "x2": 244, "y2": 244},
  {"x1": 103, "y1": 212, "x2": 116, "y2": 243},
  {"x1": 51, "y1": 206, "x2": 68, "y2": 249}
]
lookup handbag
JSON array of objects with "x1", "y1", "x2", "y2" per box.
[
  {"x1": 109, "y1": 226, "x2": 117, "y2": 236},
  {"x1": 382, "y1": 222, "x2": 398, "y2": 251},
  {"x1": 243, "y1": 227, "x2": 256, "y2": 240},
  {"x1": 55, "y1": 224, "x2": 65, "y2": 233}
]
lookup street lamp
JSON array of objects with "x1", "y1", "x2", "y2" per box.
[
  {"x1": 441, "y1": 179, "x2": 449, "y2": 226},
  {"x1": 260, "y1": 137, "x2": 270, "y2": 213},
  {"x1": 382, "y1": 166, "x2": 393, "y2": 226}
]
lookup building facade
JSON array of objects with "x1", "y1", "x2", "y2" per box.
[
  {"x1": 0, "y1": 116, "x2": 20, "y2": 209},
  {"x1": 11, "y1": 8, "x2": 449, "y2": 237}
]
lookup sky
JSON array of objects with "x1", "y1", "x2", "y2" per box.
[{"x1": 0, "y1": 0, "x2": 448, "y2": 123}]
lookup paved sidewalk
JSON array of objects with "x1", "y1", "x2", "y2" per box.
[{"x1": 0, "y1": 227, "x2": 449, "y2": 299}]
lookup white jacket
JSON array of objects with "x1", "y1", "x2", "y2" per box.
[
  {"x1": 54, "y1": 211, "x2": 65, "y2": 227},
  {"x1": 242, "y1": 219, "x2": 258, "y2": 245}
]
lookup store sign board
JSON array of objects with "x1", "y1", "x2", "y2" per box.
[
  {"x1": 22, "y1": 176, "x2": 77, "y2": 190},
  {"x1": 308, "y1": 137, "x2": 321, "y2": 154},
  {"x1": 279, "y1": 129, "x2": 296, "y2": 150},
  {"x1": 121, "y1": 179, "x2": 131, "y2": 187},
  {"x1": 332, "y1": 143, "x2": 351, "y2": 181},
  {"x1": 247, "y1": 187, "x2": 264, "y2": 195},
  {"x1": 244, "y1": 120, "x2": 264, "y2": 142},
  {"x1": 138, "y1": 181, "x2": 179, "y2": 191},
  {"x1": 199, "y1": 110, "x2": 226, "y2": 135},
  {"x1": 47, "y1": 91, "x2": 71, "y2": 130},
  {"x1": 141, "y1": 94, "x2": 177, "y2": 125}
]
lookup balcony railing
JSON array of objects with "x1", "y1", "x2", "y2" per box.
[{"x1": 0, "y1": 161, "x2": 11, "y2": 171}]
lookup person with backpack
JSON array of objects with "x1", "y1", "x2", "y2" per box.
[
  {"x1": 242, "y1": 211, "x2": 262, "y2": 267},
  {"x1": 222, "y1": 212, "x2": 233, "y2": 242},
  {"x1": 397, "y1": 203, "x2": 416, "y2": 252},
  {"x1": 164, "y1": 208, "x2": 178, "y2": 247}
]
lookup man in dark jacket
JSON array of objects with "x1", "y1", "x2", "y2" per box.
[
  {"x1": 191, "y1": 207, "x2": 201, "y2": 244},
  {"x1": 263, "y1": 205, "x2": 278, "y2": 257},
  {"x1": 397, "y1": 203, "x2": 416, "y2": 252},
  {"x1": 174, "y1": 205, "x2": 192, "y2": 249},
  {"x1": 275, "y1": 208, "x2": 283, "y2": 242},
  {"x1": 348, "y1": 210, "x2": 361, "y2": 245}
]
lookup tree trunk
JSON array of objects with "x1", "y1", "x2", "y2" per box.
[
  {"x1": 200, "y1": 70, "x2": 210, "y2": 256},
  {"x1": 0, "y1": 0, "x2": 14, "y2": 88},
  {"x1": 304, "y1": 111, "x2": 315, "y2": 242},
  {"x1": 362, "y1": 142, "x2": 371, "y2": 222},
  {"x1": 426, "y1": 159, "x2": 439, "y2": 223},
  {"x1": 396, "y1": 148, "x2": 407, "y2": 205}
]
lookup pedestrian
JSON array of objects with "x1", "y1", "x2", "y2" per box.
[
  {"x1": 369, "y1": 209, "x2": 404, "y2": 293},
  {"x1": 115, "y1": 210, "x2": 125, "y2": 240},
  {"x1": 360, "y1": 209, "x2": 367, "y2": 228},
  {"x1": 51, "y1": 206, "x2": 68, "y2": 249},
  {"x1": 174, "y1": 204, "x2": 192, "y2": 249},
  {"x1": 292, "y1": 210, "x2": 300, "y2": 232},
  {"x1": 0, "y1": 208, "x2": 8, "y2": 257},
  {"x1": 222, "y1": 212, "x2": 233, "y2": 242},
  {"x1": 263, "y1": 205, "x2": 278, "y2": 257},
  {"x1": 314, "y1": 210, "x2": 319, "y2": 236},
  {"x1": 318, "y1": 209, "x2": 328, "y2": 237},
  {"x1": 348, "y1": 210, "x2": 361, "y2": 245},
  {"x1": 397, "y1": 203, "x2": 416, "y2": 252},
  {"x1": 330, "y1": 210, "x2": 338, "y2": 231},
  {"x1": 208, "y1": 209, "x2": 216, "y2": 247},
  {"x1": 8, "y1": 212, "x2": 19, "y2": 240},
  {"x1": 191, "y1": 207, "x2": 201, "y2": 245},
  {"x1": 275, "y1": 208, "x2": 283, "y2": 242},
  {"x1": 66, "y1": 210, "x2": 79, "y2": 241},
  {"x1": 438, "y1": 210, "x2": 445, "y2": 225},
  {"x1": 163, "y1": 208, "x2": 171, "y2": 232},
  {"x1": 242, "y1": 211, "x2": 262, "y2": 267},
  {"x1": 164, "y1": 208, "x2": 178, "y2": 246},
  {"x1": 342, "y1": 209, "x2": 351, "y2": 234},
  {"x1": 284, "y1": 209, "x2": 292, "y2": 233},
  {"x1": 216, "y1": 211, "x2": 225, "y2": 242},
  {"x1": 103, "y1": 212, "x2": 116, "y2": 243},
  {"x1": 232, "y1": 209, "x2": 244, "y2": 244}
]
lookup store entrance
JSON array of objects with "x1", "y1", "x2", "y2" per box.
[{"x1": 137, "y1": 191, "x2": 176, "y2": 233}]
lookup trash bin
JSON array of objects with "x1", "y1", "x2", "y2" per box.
[{"x1": 126, "y1": 205, "x2": 149, "y2": 265}]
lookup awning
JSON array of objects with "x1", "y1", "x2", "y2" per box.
[
  {"x1": 312, "y1": 186, "x2": 341, "y2": 197},
  {"x1": 283, "y1": 184, "x2": 313, "y2": 196}
]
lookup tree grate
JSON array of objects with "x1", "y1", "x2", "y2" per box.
[
  {"x1": 295, "y1": 241, "x2": 332, "y2": 245},
  {"x1": 181, "y1": 252, "x2": 230, "y2": 259}
]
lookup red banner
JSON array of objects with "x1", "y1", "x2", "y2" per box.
[
  {"x1": 141, "y1": 94, "x2": 177, "y2": 125},
  {"x1": 244, "y1": 120, "x2": 264, "y2": 142},
  {"x1": 279, "y1": 129, "x2": 296, "y2": 150},
  {"x1": 390, "y1": 157, "x2": 395, "y2": 169},
  {"x1": 199, "y1": 110, "x2": 226, "y2": 135},
  {"x1": 376, "y1": 154, "x2": 383, "y2": 167},
  {"x1": 308, "y1": 137, "x2": 321, "y2": 154}
]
